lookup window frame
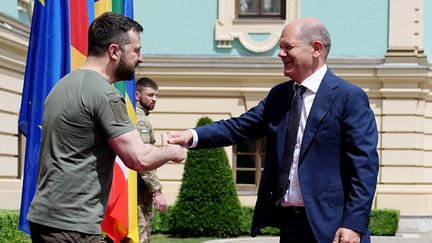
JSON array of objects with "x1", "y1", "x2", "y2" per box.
[
  {"x1": 235, "y1": 0, "x2": 286, "y2": 20},
  {"x1": 233, "y1": 139, "x2": 265, "y2": 192}
]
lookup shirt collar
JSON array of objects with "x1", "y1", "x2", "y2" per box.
[
  {"x1": 294, "y1": 64, "x2": 327, "y2": 94},
  {"x1": 137, "y1": 103, "x2": 150, "y2": 116}
]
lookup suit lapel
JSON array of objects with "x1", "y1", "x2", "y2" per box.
[{"x1": 299, "y1": 70, "x2": 339, "y2": 161}]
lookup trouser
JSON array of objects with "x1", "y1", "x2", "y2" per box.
[
  {"x1": 29, "y1": 221, "x2": 100, "y2": 243},
  {"x1": 278, "y1": 206, "x2": 318, "y2": 243},
  {"x1": 137, "y1": 190, "x2": 154, "y2": 243}
]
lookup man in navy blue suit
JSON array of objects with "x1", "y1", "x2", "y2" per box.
[{"x1": 168, "y1": 17, "x2": 379, "y2": 243}]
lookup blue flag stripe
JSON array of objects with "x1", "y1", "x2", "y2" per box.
[{"x1": 18, "y1": 0, "x2": 71, "y2": 234}]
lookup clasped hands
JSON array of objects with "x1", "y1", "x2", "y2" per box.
[
  {"x1": 166, "y1": 130, "x2": 194, "y2": 147},
  {"x1": 160, "y1": 130, "x2": 194, "y2": 163}
]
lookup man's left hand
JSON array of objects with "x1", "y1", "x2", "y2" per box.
[
  {"x1": 153, "y1": 191, "x2": 167, "y2": 213},
  {"x1": 332, "y1": 227, "x2": 360, "y2": 243}
]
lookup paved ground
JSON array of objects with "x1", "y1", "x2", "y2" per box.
[
  {"x1": 202, "y1": 217, "x2": 432, "y2": 243},
  {"x1": 202, "y1": 233, "x2": 432, "y2": 243}
]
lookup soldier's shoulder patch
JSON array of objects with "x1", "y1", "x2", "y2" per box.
[{"x1": 106, "y1": 91, "x2": 129, "y2": 123}]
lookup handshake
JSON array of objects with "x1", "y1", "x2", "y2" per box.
[{"x1": 159, "y1": 130, "x2": 194, "y2": 163}]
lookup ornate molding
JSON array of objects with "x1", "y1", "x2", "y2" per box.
[
  {"x1": 386, "y1": 0, "x2": 426, "y2": 64},
  {"x1": 215, "y1": 0, "x2": 299, "y2": 53},
  {"x1": 138, "y1": 55, "x2": 432, "y2": 100},
  {"x1": 0, "y1": 13, "x2": 29, "y2": 73}
]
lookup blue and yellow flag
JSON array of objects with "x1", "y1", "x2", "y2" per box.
[{"x1": 18, "y1": 1, "x2": 138, "y2": 241}]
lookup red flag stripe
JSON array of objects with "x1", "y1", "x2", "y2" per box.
[{"x1": 69, "y1": 0, "x2": 89, "y2": 56}]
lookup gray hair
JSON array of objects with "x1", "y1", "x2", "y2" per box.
[{"x1": 298, "y1": 22, "x2": 332, "y2": 59}]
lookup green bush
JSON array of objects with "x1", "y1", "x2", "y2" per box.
[
  {"x1": 239, "y1": 206, "x2": 253, "y2": 235},
  {"x1": 221, "y1": 206, "x2": 399, "y2": 237},
  {"x1": 239, "y1": 206, "x2": 279, "y2": 236},
  {"x1": 0, "y1": 210, "x2": 31, "y2": 243},
  {"x1": 0, "y1": 207, "x2": 399, "y2": 242},
  {"x1": 370, "y1": 208, "x2": 400, "y2": 236},
  {"x1": 152, "y1": 206, "x2": 173, "y2": 234},
  {"x1": 170, "y1": 117, "x2": 243, "y2": 238}
]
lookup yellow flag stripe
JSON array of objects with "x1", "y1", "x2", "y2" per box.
[
  {"x1": 71, "y1": 46, "x2": 87, "y2": 71},
  {"x1": 125, "y1": 92, "x2": 138, "y2": 243},
  {"x1": 94, "y1": 2, "x2": 138, "y2": 243},
  {"x1": 94, "y1": 0, "x2": 112, "y2": 17}
]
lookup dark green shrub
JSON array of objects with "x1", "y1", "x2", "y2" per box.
[
  {"x1": 152, "y1": 206, "x2": 173, "y2": 234},
  {"x1": 170, "y1": 117, "x2": 243, "y2": 238},
  {"x1": 260, "y1": 227, "x2": 280, "y2": 236},
  {"x1": 240, "y1": 206, "x2": 279, "y2": 236},
  {"x1": 239, "y1": 206, "x2": 253, "y2": 235},
  {"x1": 370, "y1": 208, "x2": 400, "y2": 236},
  {"x1": 238, "y1": 206, "x2": 401, "y2": 237},
  {"x1": 153, "y1": 206, "x2": 399, "y2": 237},
  {"x1": 0, "y1": 210, "x2": 31, "y2": 243}
]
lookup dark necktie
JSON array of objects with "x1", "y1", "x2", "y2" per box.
[{"x1": 276, "y1": 84, "x2": 306, "y2": 205}]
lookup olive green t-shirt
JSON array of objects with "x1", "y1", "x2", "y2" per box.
[{"x1": 27, "y1": 69, "x2": 135, "y2": 234}]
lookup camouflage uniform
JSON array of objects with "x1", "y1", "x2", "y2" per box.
[{"x1": 136, "y1": 105, "x2": 163, "y2": 243}]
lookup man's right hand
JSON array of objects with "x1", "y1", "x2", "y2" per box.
[
  {"x1": 161, "y1": 133, "x2": 186, "y2": 163},
  {"x1": 167, "y1": 130, "x2": 193, "y2": 147}
]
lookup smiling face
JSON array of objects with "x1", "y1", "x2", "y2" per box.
[
  {"x1": 278, "y1": 24, "x2": 315, "y2": 83},
  {"x1": 278, "y1": 19, "x2": 328, "y2": 83}
]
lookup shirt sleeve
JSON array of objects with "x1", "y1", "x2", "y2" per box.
[
  {"x1": 95, "y1": 89, "x2": 135, "y2": 139},
  {"x1": 189, "y1": 128, "x2": 198, "y2": 148}
]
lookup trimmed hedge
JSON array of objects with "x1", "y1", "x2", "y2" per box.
[
  {"x1": 154, "y1": 207, "x2": 399, "y2": 237},
  {"x1": 0, "y1": 210, "x2": 31, "y2": 243},
  {"x1": 152, "y1": 205, "x2": 173, "y2": 234},
  {"x1": 0, "y1": 207, "x2": 400, "y2": 241},
  {"x1": 169, "y1": 117, "x2": 243, "y2": 238},
  {"x1": 369, "y1": 208, "x2": 400, "y2": 236}
]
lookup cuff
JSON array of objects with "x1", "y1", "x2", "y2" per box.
[{"x1": 188, "y1": 129, "x2": 198, "y2": 148}]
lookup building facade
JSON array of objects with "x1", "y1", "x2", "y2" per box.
[{"x1": 1, "y1": 0, "x2": 432, "y2": 220}]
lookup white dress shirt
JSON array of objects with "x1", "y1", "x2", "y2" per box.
[
  {"x1": 189, "y1": 65, "x2": 328, "y2": 206},
  {"x1": 281, "y1": 64, "x2": 327, "y2": 207}
]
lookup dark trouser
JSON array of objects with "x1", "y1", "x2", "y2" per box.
[
  {"x1": 29, "y1": 221, "x2": 100, "y2": 243},
  {"x1": 279, "y1": 206, "x2": 318, "y2": 243}
]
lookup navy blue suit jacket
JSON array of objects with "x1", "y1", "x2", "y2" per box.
[{"x1": 194, "y1": 69, "x2": 379, "y2": 243}]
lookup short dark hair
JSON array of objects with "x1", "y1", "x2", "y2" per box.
[
  {"x1": 136, "y1": 77, "x2": 159, "y2": 91},
  {"x1": 88, "y1": 12, "x2": 143, "y2": 56}
]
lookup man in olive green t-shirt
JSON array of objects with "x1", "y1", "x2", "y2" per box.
[
  {"x1": 27, "y1": 12, "x2": 185, "y2": 243},
  {"x1": 28, "y1": 69, "x2": 133, "y2": 235}
]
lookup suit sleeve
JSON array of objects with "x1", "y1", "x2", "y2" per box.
[
  {"x1": 340, "y1": 87, "x2": 379, "y2": 234},
  {"x1": 194, "y1": 99, "x2": 267, "y2": 148}
]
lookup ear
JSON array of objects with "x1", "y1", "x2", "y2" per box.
[
  {"x1": 311, "y1": 40, "x2": 324, "y2": 57},
  {"x1": 135, "y1": 90, "x2": 140, "y2": 101},
  {"x1": 108, "y1": 44, "x2": 121, "y2": 61}
]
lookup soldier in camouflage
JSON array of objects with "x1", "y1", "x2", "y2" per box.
[{"x1": 135, "y1": 77, "x2": 167, "y2": 243}]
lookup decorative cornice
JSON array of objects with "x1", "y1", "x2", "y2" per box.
[
  {"x1": 0, "y1": 13, "x2": 29, "y2": 73},
  {"x1": 214, "y1": 0, "x2": 299, "y2": 53},
  {"x1": 139, "y1": 55, "x2": 431, "y2": 80},
  {"x1": 137, "y1": 55, "x2": 432, "y2": 98},
  {"x1": 378, "y1": 184, "x2": 432, "y2": 194},
  {"x1": 0, "y1": 13, "x2": 30, "y2": 36}
]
